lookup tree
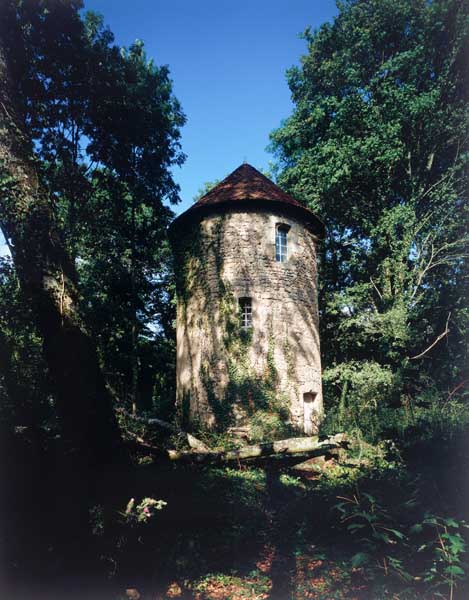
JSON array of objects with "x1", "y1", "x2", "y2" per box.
[
  {"x1": 193, "y1": 179, "x2": 221, "y2": 201},
  {"x1": 0, "y1": 0, "x2": 185, "y2": 458},
  {"x1": 270, "y1": 0, "x2": 468, "y2": 431},
  {"x1": 0, "y1": 39, "x2": 123, "y2": 461},
  {"x1": 0, "y1": 257, "x2": 48, "y2": 428}
]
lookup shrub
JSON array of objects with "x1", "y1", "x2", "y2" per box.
[
  {"x1": 334, "y1": 488, "x2": 468, "y2": 598},
  {"x1": 322, "y1": 360, "x2": 400, "y2": 441},
  {"x1": 322, "y1": 362, "x2": 469, "y2": 445}
]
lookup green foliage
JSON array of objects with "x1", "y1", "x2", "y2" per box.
[
  {"x1": 270, "y1": 0, "x2": 469, "y2": 439},
  {"x1": 175, "y1": 219, "x2": 290, "y2": 434},
  {"x1": 0, "y1": 258, "x2": 50, "y2": 428},
  {"x1": 335, "y1": 489, "x2": 410, "y2": 559},
  {"x1": 121, "y1": 496, "x2": 167, "y2": 525},
  {"x1": 334, "y1": 488, "x2": 468, "y2": 598},
  {"x1": 310, "y1": 439, "x2": 405, "y2": 499},
  {"x1": 402, "y1": 397, "x2": 469, "y2": 443},
  {"x1": 192, "y1": 571, "x2": 271, "y2": 599},
  {"x1": 249, "y1": 410, "x2": 292, "y2": 443},
  {"x1": 279, "y1": 473, "x2": 306, "y2": 489},
  {"x1": 322, "y1": 384, "x2": 469, "y2": 444},
  {"x1": 0, "y1": 0, "x2": 185, "y2": 418},
  {"x1": 200, "y1": 466, "x2": 268, "y2": 517},
  {"x1": 420, "y1": 514, "x2": 468, "y2": 596},
  {"x1": 193, "y1": 178, "x2": 221, "y2": 202},
  {"x1": 89, "y1": 505, "x2": 105, "y2": 537},
  {"x1": 217, "y1": 294, "x2": 290, "y2": 436},
  {"x1": 322, "y1": 360, "x2": 400, "y2": 439}
]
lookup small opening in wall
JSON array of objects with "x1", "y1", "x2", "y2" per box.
[
  {"x1": 239, "y1": 297, "x2": 252, "y2": 329},
  {"x1": 275, "y1": 223, "x2": 290, "y2": 262},
  {"x1": 303, "y1": 391, "x2": 318, "y2": 435}
]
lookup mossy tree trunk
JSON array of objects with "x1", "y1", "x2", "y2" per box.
[{"x1": 0, "y1": 41, "x2": 122, "y2": 464}]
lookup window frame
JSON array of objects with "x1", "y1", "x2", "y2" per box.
[
  {"x1": 238, "y1": 297, "x2": 253, "y2": 329},
  {"x1": 275, "y1": 223, "x2": 290, "y2": 263}
]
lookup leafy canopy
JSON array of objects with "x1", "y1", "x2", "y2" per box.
[
  {"x1": 270, "y1": 0, "x2": 469, "y2": 434},
  {"x1": 0, "y1": 0, "x2": 186, "y2": 416}
]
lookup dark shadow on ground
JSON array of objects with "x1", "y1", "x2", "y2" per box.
[{"x1": 2, "y1": 429, "x2": 469, "y2": 599}]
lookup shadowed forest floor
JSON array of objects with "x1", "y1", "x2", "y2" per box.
[{"x1": 2, "y1": 429, "x2": 468, "y2": 600}]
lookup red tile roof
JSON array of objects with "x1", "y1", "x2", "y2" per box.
[
  {"x1": 196, "y1": 163, "x2": 305, "y2": 207},
  {"x1": 171, "y1": 163, "x2": 325, "y2": 238}
]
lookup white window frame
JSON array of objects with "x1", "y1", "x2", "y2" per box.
[
  {"x1": 275, "y1": 223, "x2": 290, "y2": 262},
  {"x1": 239, "y1": 297, "x2": 252, "y2": 329}
]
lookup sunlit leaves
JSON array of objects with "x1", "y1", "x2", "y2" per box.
[{"x1": 270, "y1": 0, "x2": 469, "y2": 423}]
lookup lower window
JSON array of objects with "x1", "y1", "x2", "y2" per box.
[{"x1": 239, "y1": 297, "x2": 252, "y2": 329}]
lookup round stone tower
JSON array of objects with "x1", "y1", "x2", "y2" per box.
[{"x1": 170, "y1": 164, "x2": 325, "y2": 434}]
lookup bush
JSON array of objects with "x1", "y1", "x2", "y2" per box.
[
  {"x1": 322, "y1": 361, "x2": 400, "y2": 440},
  {"x1": 334, "y1": 488, "x2": 468, "y2": 599},
  {"x1": 322, "y1": 361, "x2": 469, "y2": 445}
]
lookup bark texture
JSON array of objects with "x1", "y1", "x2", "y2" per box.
[
  {"x1": 0, "y1": 40, "x2": 122, "y2": 462},
  {"x1": 166, "y1": 434, "x2": 347, "y2": 463}
]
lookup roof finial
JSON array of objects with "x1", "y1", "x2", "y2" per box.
[{"x1": 243, "y1": 156, "x2": 247, "y2": 164}]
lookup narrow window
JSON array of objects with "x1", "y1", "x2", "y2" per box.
[
  {"x1": 275, "y1": 224, "x2": 289, "y2": 262},
  {"x1": 239, "y1": 297, "x2": 252, "y2": 329},
  {"x1": 303, "y1": 392, "x2": 318, "y2": 435}
]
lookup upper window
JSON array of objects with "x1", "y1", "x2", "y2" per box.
[
  {"x1": 239, "y1": 297, "x2": 252, "y2": 329},
  {"x1": 275, "y1": 224, "x2": 289, "y2": 262}
]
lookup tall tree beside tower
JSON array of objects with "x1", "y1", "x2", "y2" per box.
[
  {"x1": 0, "y1": 0, "x2": 185, "y2": 460},
  {"x1": 271, "y1": 0, "x2": 468, "y2": 429}
]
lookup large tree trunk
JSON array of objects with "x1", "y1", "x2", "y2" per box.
[{"x1": 0, "y1": 41, "x2": 122, "y2": 464}]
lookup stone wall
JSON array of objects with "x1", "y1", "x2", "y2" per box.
[{"x1": 173, "y1": 207, "x2": 322, "y2": 433}]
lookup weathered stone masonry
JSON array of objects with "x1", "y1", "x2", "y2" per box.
[{"x1": 170, "y1": 164, "x2": 325, "y2": 434}]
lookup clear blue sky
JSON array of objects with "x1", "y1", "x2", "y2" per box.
[{"x1": 84, "y1": 0, "x2": 338, "y2": 214}]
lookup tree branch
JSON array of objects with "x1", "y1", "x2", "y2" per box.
[{"x1": 410, "y1": 313, "x2": 451, "y2": 360}]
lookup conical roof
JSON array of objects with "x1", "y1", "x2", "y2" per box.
[{"x1": 171, "y1": 163, "x2": 325, "y2": 238}]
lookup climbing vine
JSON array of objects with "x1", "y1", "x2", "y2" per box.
[{"x1": 173, "y1": 214, "x2": 291, "y2": 437}]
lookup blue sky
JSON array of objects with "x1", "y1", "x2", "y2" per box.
[
  {"x1": 84, "y1": 0, "x2": 338, "y2": 214},
  {"x1": 1, "y1": 0, "x2": 338, "y2": 256}
]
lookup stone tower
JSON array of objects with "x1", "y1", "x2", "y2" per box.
[{"x1": 170, "y1": 164, "x2": 325, "y2": 434}]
